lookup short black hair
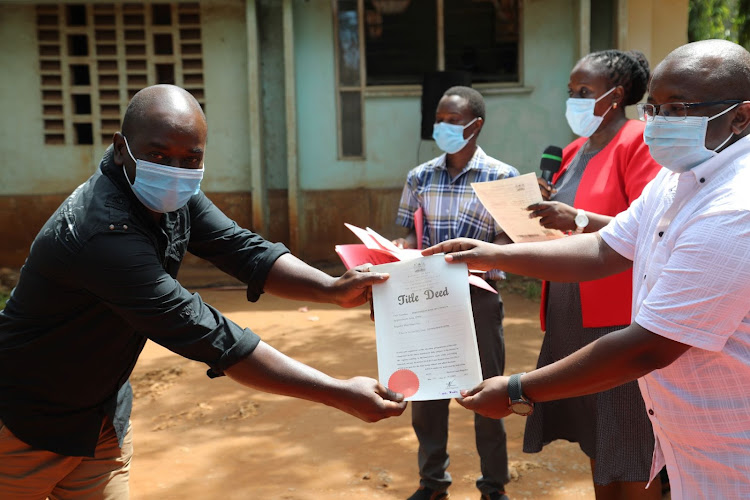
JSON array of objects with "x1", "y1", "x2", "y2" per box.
[
  {"x1": 443, "y1": 86, "x2": 486, "y2": 120},
  {"x1": 583, "y1": 50, "x2": 650, "y2": 106}
]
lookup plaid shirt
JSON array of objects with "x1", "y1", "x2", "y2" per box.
[{"x1": 395, "y1": 146, "x2": 519, "y2": 280}]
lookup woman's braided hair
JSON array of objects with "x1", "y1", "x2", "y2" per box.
[{"x1": 583, "y1": 50, "x2": 650, "y2": 106}]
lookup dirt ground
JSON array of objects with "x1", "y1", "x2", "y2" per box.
[{"x1": 127, "y1": 265, "x2": 607, "y2": 500}]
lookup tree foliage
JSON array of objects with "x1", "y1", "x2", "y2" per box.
[
  {"x1": 737, "y1": 0, "x2": 750, "y2": 46},
  {"x1": 689, "y1": 0, "x2": 734, "y2": 41},
  {"x1": 689, "y1": 0, "x2": 750, "y2": 47}
]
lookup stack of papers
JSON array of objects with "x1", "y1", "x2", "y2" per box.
[{"x1": 335, "y1": 223, "x2": 497, "y2": 294}]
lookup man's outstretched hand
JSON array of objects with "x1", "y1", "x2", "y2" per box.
[
  {"x1": 421, "y1": 238, "x2": 502, "y2": 272},
  {"x1": 329, "y1": 377, "x2": 407, "y2": 422},
  {"x1": 331, "y1": 264, "x2": 390, "y2": 308},
  {"x1": 455, "y1": 376, "x2": 512, "y2": 419}
]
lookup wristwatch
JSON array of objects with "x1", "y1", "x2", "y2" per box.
[
  {"x1": 507, "y1": 373, "x2": 534, "y2": 416},
  {"x1": 574, "y1": 209, "x2": 589, "y2": 234}
]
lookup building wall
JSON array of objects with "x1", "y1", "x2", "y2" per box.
[
  {"x1": 291, "y1": 0, "x2": 689, "y2": 264},
  {"x1": 0, "y1": 4, "x2": 98, "y2": 196},
  {"x1": 0, "y1": 0, "x2": 690, "y2": 268},
  {"x1": 620, "y1": 0, "x2": 689, "y2": 68},
  {"x1": 292, "y1": 0, "x2": 581, "y2": 262},
  {"x1": 200, "y1": 0, "x2": 253, "y2": 192},
  {"x1": 0, "y1": 0, "x2": 259, "y2": 265},
  {"x1": 293, "y1": 0, "x2": 581, "y2": 189},
  {"x1": 0, "y1": 0, "x2": 254, "y2": 196}
]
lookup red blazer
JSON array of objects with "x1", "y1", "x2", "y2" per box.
[{"x1": 540, "y1": 120, "x2": 662, "y2": 330}]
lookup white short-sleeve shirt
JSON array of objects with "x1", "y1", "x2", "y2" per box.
[{"x1": 600, "y1": 136, "x2": 750, "y2": 500}]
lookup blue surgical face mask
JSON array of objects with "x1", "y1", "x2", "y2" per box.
[
  {"x1": 433, "y1": 117, "x2": 479, "y2": 154},
  {"x1": 643, "y1": 103, "x2": 740, "y2": 173},
  {"x1": 565, "y1": 87, "x2": 616, "y2": 137},
  {"x1": 122, "y1": 136, "x2": 204, "y2": 213}
]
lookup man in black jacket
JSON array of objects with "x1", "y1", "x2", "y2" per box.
[{"x1": 0, "y1": 84, "x2": 405, "y2": 499}]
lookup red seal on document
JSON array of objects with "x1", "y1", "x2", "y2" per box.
[{"x1": 388, "y1": 369, "x2": 419, "y2": 398}]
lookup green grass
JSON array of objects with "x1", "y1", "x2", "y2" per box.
[{"x1": 0, "y1": 291, "x2": 9, "y2": 310}]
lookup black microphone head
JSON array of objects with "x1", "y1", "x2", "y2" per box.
[{"x1": 540, "y1": 145, "x2": 563, "y2": 183}]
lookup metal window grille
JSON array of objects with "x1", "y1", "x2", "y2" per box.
[{"x1": 36, "y1": 2, "x2": 205, "y2": 146}]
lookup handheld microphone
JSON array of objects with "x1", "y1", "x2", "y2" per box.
[{"x1": 540, "y1": 145, "x2": 563, "y2": 185}]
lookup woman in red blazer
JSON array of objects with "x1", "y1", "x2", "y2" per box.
[{"x1": 524, "y1": 50, "x2": 664, "y2": 500}]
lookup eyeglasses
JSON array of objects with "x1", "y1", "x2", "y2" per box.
[{"x1": 637, "y1": 100, "x2": 742, "y2": 122}]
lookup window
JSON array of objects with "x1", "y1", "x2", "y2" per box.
[
  {"x1": 333, "y1": 0, "x2": 365, "y2": 158},
  {"x1": 36, "y1": 3, "x2": 205, "y2": 146},
  {"x1": 332, "y1": 0, "x2": 520, "y2": 158},
  {"x1": 590, "y1": 0, "x2": 616, "y2": 52}
]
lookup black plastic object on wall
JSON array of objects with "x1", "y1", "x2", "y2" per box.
[{"x1": 420, "y1": 71, "x2": 472, "y2": 140}]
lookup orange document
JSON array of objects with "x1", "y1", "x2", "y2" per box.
[{"x1": 335, "y1": 223, "x2": 497, "y2": 294}]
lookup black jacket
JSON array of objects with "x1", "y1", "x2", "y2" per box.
[{"x1": 0, "y1": 147, "x2": 288, "y2": 457}]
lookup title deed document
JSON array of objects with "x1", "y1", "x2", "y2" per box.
[{"x1": 371, "y1": 254, "x2": 483, "y2": 401}]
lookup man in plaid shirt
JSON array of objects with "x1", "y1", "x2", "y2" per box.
[{"x1": 393, "y1": 86, "x2": 519, "y2": 500}]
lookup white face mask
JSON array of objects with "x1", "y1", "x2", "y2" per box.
[
  {"x1": 123, "y1": 137, "x2": 204, "y2": 213},
  {"x1": 643, "y1": 103, "x2": 741, "y2": 173},
  {"x1": 565, "y1": 87, "x2": 616, "y2": 137},
  {"x1": 432, "y1": 117, "x2": 478, "y2": 154}
]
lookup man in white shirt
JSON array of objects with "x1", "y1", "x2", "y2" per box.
[{"x1": 422, "y1": 39, "x2": 750, "y2": 500}]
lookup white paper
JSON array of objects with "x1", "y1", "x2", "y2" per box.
[
  {"x1": 371, "y1": 255, "x2": 483, "y2": 401},
  {"x1": 472, "y1": 172, "x2": 566, "y2": 243},
  {"x1": 339, "y1": 222, "x2": 498, "y2": 293}
]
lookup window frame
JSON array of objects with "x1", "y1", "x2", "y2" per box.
[
  {"x1": 331, "y1": 0, "x2": 524, "y2": 160},
  {"x1": 332, "y1": 0, "x2": 367, "y2": 160}
]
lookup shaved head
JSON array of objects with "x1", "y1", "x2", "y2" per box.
[
  {"x1": 121, "y1": 84, "x2": 206, "y2": 139},
  {"x1": 653, "y1": 39, "x2": 750, "y2": 101},
  {"x1": 648, "y1": 40, "x2": 750, "y2": 150},
  {"x1": 114, "y1": 85, "x2": 208, "y2": 185}
]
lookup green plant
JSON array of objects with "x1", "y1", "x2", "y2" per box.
[
  {"x1": 522, "y1": 278, "x2": 542, "y2": 301},
  {"x1": 498, "y1": 273, "x2": 542, "y2": 302},
  {"x1": 687, "y1": 0, "x2": 750, "y2": 47},
  {"x1": 689, "y1": 0, "x2": 735, "y2": 42}
]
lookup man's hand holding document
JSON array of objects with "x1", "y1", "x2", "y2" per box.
[
  {"x1": 335, "y1": 223, "x2": 422, "y2": 268},
  {"x1": 370, "y1": 254, "x2": 483, "y2": 401},
  {"x1": 471, "y1": 172, "x2": 566, "y2": 243}
]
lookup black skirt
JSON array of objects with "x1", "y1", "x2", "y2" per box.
[{"x1": 522, "y1": 281, "x2": 655, "y2": 485}]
